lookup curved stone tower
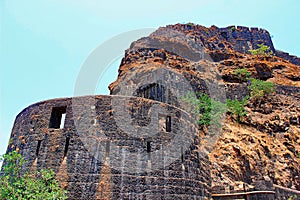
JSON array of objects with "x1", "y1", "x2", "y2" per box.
[{"x1": 6, "y1": 95, "x2": 211, "y2": 199}]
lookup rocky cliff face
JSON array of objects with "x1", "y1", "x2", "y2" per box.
[{"x1": 110, "y1": 23, "x2": 300, "y2": 194}]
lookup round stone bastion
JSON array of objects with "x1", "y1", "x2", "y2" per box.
[{"x1": 7, "y1": 95, "x2": 211, "y2": 200}]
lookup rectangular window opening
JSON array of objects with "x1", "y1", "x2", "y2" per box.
[
  {"x1": 166, "y1": 116, "x2": 171, "y2": 132},
  {"x1": 64, "y1": 137, "x2": 70, "y2": 158},
  {"x1": 147, "y1": 141, "x2": 151, "y2": 153},
  {"x1": 36, "y1": 140, "x2": 42, "y2": 157},
  {"x1": 49, "y1": 106, "x2": 67, "y2": 129}
]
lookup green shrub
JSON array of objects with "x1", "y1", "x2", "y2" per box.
[
  {"x1": 233, "y1": 68, "x2": 252, "y2": 81},
  {"x1": 226, "y1": 96, "x2": 249, "y2": 123},
  {"x1": 0, "y1": 151, "x2": 67, "y2": 200},
  {"x1": 249, "y1": 44, "x2": 273, "y2": 56},
  {"x1": 230, "y1": 26, "x2": 236, "y2": 32},
  {"x1": 187, "y1": 22, "x2": 194, "y2": 27},
  {"x1": 181, "y1": 92, "x2": 226, "y2": 127},
  {"x1": 248, "y1": 78, "x2": 275, "y2": 99},
  {"x1": 288, "y1": 195, "x2": 297, "y2": 200}
]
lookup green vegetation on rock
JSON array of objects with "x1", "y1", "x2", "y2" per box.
[
  {"x1": 226, "y1": 96, "x2": 249, "y2": 123},
  {"x1": 233, "y1": 68, "x2": 252, "y2": 82},
  {"x1": 288, "y1": 195, "x2": 298, "y2": 200},
  {"x1": 0, "y1": 151, "x2": 67, "y2": 200},
  {"x1": 248, "y1": 78, "x2": 275, "y2": 99},
  {"x1": 182, "y1": 78, "x2": 276, "y2": 124},
  {"x1": 230, "y1": 26, "x2": 236, "y2": 32},
  {"x1": 181, "y1": 93, "x2": 227, "y2": 127},
  {"x1": 186, "y1": 22, "x2": 194, "y2": 27},
  {"x1": 249, "y1": 44, "x2": 273, "y2": 56}
]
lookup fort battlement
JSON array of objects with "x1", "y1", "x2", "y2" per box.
[{"x1": 165, "y1": 24, "x2": 300, "y2": 65}]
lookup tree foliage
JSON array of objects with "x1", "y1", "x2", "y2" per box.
[
  {"x1": 186, "y1": 22, "x2": 194, "y2": 27},
  {"x1": 233, "y1": 68, "x2": 252, "y2": 82},
  {"x1": 181, "y1": 93, "x2": 226, "y2": 127},
  {"x1": 226, "y1": 96, "x2": 249, "y2": 123},
  {"x1": 181, "y1": 78, "x2": 275, "y2": 125},
  {"x1": 0, "y1": 151, "x2": 67, "y2": 200},
  {"x1": 288, "y1": 195, "x2": 298, "y2": 200},
  {"x1": 181, "y1": 92, "x2": 251, "y2": 124},
  {"x1": 248, "y1": 78, "x2": 275, "y2": 99},
  {"x1": 248, "y1": 44, "x2": 273, "y2": 56},
  {"x1": 230, "y1": 26, "x2": 236, "y2": 32}
]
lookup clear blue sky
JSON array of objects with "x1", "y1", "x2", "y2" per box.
[{"x1": 1, "y1": 0, "x2": 299, "y2": 157}]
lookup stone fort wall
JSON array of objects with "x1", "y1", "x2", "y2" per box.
[
  {"x1": 166, "y1": 24, "x2": 300, "y2": 66},
  {"x1": 216, "y1": 25, "x2": 300, "y2": 66},
  {"x1": 7, "y1": 95, "x2": 211, "y2": 200}
]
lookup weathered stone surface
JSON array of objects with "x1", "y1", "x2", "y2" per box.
[{"x1": 6, "y1": 95, "x2": 211, "y2": 200}]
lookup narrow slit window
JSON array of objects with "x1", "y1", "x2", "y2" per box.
[
  {"x1": 60, "y1": 113, "x2": 66, "y2": 129},
  {"x1": 166, "y1": 116, "x2": 171, "y2": 132},
  {"x1": 147, "y1": 141, "x2": 151, "y2": 153},
  {"x1": 105, "y1": 141, "x2": 110, "y2": 158},
  {"x1": 64, "y1": 137, "x2": 70, "y2": 157},
  {"x1": 49, "y1": 106, "x2": 67, "y2": 129},
  {"x1": 181, "y1": 147, "x2": 184, "y2": 163},
  {"x1": 36, "y1": 140, "x2": 42, "y2": 156}
]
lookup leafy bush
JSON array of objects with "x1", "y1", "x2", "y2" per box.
[
  {"x1": 226, "y1": 96, "x2": 249, "y2": 123},
  {"x1": 233, "y1": 68, "x2": 252, "y2": 81},
  {"x1": 186, "y1": 22, "x2": 194, "y2": 27},
  {"x1": 0, "y1": 151, "x2": 67, "y2": 200},
  {"x1": 248, "y1": 78, "x2": 275, "y2": 99},
  {"x1": 249, "y1": 44, "x2": 273, "y2": 56},
  {"x1": 181, "y1": 92, "x2": 226, "y2": 127},
  {"x1": 288, "y1": 195, "x2": 297, "y2": 200},
  {"x1": 230, "y1": 26, "x2": 236, "y2": 32}
]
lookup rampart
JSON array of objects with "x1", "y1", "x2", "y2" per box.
[{"x1": 7, "y1": 95, "x2": 211, "y2": 200}]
